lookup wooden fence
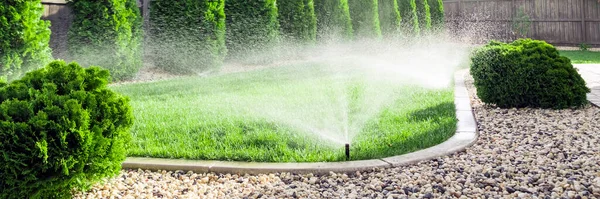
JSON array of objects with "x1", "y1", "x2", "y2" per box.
[{"x1": 443, "y1": 0, "x2": 600, "y2": 46}]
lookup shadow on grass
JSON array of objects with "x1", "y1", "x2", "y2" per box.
[
  {"x1": 408, "y1": 102, "x2": 456, "y2": 122},
  {"x1": 350, "y1": 102, "x2": 457, "y2": 160}
]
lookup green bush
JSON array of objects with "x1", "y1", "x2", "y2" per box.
[
  {"x1": 225, "y1": 0, "x2": 279, "y2": 58},
  {"x1": 0, "y1": 60, "x2": 133, "y2": 199},
  {"x1": 314, "y1": 0, "x2": 353, "y2": 40},
  {"x1": 415, "y1": 0, "x2": 431, "y2": 34},
  {"x1": 428, "y1": 0, "x2": 444, "y2": 31},
  {"x1": 470, "y1": 39, "x2": 590, "y2": 109},
  {"x1": 398, "y1": 0, "x2": 419, "y2": 35},
  {"x1": 67, "y1": 0, "x2": 142, "y2": 81},
  {"x1": 0, "y1": 0, "x2": 52, "y2": 81},
  {"x1": 278, "y1": 0, "x2": 317, "y2": 43},
  {"x1": 378, "y1": 0, "x2": 402, "y2": 36},
  {"x1": 348, "y1": 0, "x2": 382, "y2": 38},
  {"x1": 149, "y1": 0, "x2": 226, "y2": 74}
]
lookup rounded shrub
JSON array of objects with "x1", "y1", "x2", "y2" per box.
[
  {"x1": 67, "y1": 0, "x2": 143, "y2": 81},
  {"x1": 398, "y1": 0, "x2": 419, "y2": 35},
  {"x1": 378, "y1": 0, "x2": 402, "y2": 36},
  {"x1": 0, "y1": 60, "x2": 133, "y2": 198},
  {"x1": 314, "y1": 0, "x2": 354, "y2": 41},
  {"x1": 470, "y1": 39, "x2": 590, "y2": 109},
  {"x1": 348, "y1": 0, "x2": 382, "y2": 38},
  {"x1": 225, "y1": 0, "x2": 279, "y2": 59},
  {"x1": 278, "y1": 0, "x2": 317, "y2": 43},
  {"x1": 0, "y1": 0, "x2": 52, "y2": 81},
  {"x1": 149, "y1": 0, "x2": 227, "y2": 74}
]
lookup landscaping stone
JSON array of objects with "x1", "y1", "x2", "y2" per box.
[{"x1": 74, "y1": 72, "x2": 600, "y2": 198}]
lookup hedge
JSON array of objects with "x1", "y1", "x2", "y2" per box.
[
  {"x1": 348, "y1": 0, "x2": 382, "y2": 38},
  {"x1": 398, "y1": 0, "x2": 419, "y2": 35},
  {"x1": 225, "y1": 0, "x2": 279, "y2": 58},
  {"x1": 314, "y1": 0, "x2": 354, "y2": 40},
  {"x1": 0, "y1": 0, "x2": 52, "y2": 81},
  {"x1": 149, "y1": 0, "x2": 227, "y2": 74},
  {"x1": 415, "y1": 0, "x2": 431, "y2": 34},
  {"x1": 428, "y1": 0, "x2": 444, "y2": 30},
  {"x1": 278, "y1": 0, "x2": 317, "y2": 43},
  {"x1": 0, "y1": 60, "x2": 133, "y2": 199},
  {"x1": 470, "y1": 39, "x2": 590, "y2": 109},
  {"x1": 378, "y1": 0, "x2": 402, "y2": 36},
  {"x1": 67, "y1": 0, "x2": 142, "y2": 81}
]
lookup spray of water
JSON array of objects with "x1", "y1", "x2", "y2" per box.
[{"x1": 210, "y1": 33, "x2": 471, "y2": 147}]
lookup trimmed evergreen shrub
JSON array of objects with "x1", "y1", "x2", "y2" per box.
[
  {"x1": 348, "y1": 0, "x2": 382, "y2": 38},
  {"x1": 428, "y1": 0, "x2": 444, "y2": 30},
  {"x1": 470, "y1": 39, "x2": 590, "y2": 109},
  {"x1": 0, "y1": 60, "x2": 133, "y2": 199},
  {"x1": 415, "y1": 0, "x2": 431, "y2": 34},
  {"x1": 398, "y1": 0, "x2": 419, "y2": 35},
  {"x1": 225, "y1": 0, "x2": 279, "y2": 58},
  {"x1": 149, "y1": 0, "x2": 226, "y2": 74},
  {"x1": 0, "y1": 0, "x2": 52, "y2": 81},
  {"x1": 378, "y1": 0, "x2": 402, "y2": 36},
  {"x1": 278, "y1": 0, "x2": 317, "y2": 43},
  {"x1": 67, "y1": 0, "x2": 142, "y2": 81},
  {"x1": 314, "y1": 0, "x2": 353, "y2": 40}
]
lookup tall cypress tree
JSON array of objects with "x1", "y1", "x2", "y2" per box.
[
  {"x1": 378, "y1": 0, "x2": 402, "y2": 36},
  {"x1": 398, "y1": 0, "x2": 419, "y2": 35},
  {"x1": 348, "y1": 0, "x2": 382, "y2": 38},
  {"x1": 428, "y1": 0, "x2": 444, "y2": 31},
  {"x1": 415, "y1": 0, "x2": 431, "y2": 34},
  {"x1": 149, "y1": 0, "x2": 226, "y2": 74},
  {"x1": 225, "y1": 0, "x2": 279, "y2": 58},
  {"x1": 314, "y1": 0, "x2": 353, "y2": 40},
  {"x1": 0, "y1": 0, "x2": 52, "y2": 81},
  {"x1": 68, "y1": 0, "x2": 143, "y2": 81},
  {"x1": 278, "y1": 0, "x2": 317, "y2": 43}
]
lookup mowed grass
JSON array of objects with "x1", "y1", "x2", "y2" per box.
[
  {"x1": 112, "y1": 64, "x2": 457, "y2": 162},
  {"x1": 559, "y1": 50, "x2": 600, "y2": 64}
]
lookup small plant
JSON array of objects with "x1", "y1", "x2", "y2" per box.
[
  {"x1": 512, "y1": 7, "x2": 531, "y2": 38},
  {"x1": 0, "y1": 0, "x2": 52, "y2": 81},
  {"x1": 579, "y1": 43, "x2": 591, "y2": 51},
  {"x1": 0, "y1": 60, "x2": 133, "y2": 199},
  {"x1": 470, "y1": 39, "x2": 590, "y2": 109}
]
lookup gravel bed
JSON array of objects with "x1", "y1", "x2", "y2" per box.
[{"x1": 74, "y1": 74, "x2": 600, "y2": 198}]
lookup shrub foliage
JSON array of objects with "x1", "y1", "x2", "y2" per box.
[
  {"x1": 0, "y1": 0, "x2": 52, "y2": 81},
  {"x1": 0, "y1": 60, "x2": 133, "y2": 198},
  {"x1": 278, "y1": 0, "x2": 317, "y2": 43},
  {"x1": 348, "y1": 0, "x2": 382, "y2": 38},
  {"x1": 415, "y1": 0, "x2": 431, "y2": 34},
  {"x1": 470, "y1": 39, "x2": 590, "y2": 109},
  {"x1": 149, "y1": 0, "x2": 226, "y2": 74},
  {"x1": 67, "y1": 0, "x2": 143, "y2": 81},
  {"x1": 225, "y1": 0, "x2": 279, "y2": 58},
  {"x1": 378, "y1": 0, "x2": 402, "y2": 36},
  {"x1": 314, "y1": 0, "x2": 353, "y2": 40},
  {"x1": 398, "y1": 0, "x2": 419, "y2": 35},
  {"x1": 428, "y1": 0, "x2": 444, "y2": 30}
]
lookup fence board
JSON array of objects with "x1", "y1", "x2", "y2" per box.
[{"x1": 444, "y1": 0, "x2": 600, "y2": 45}]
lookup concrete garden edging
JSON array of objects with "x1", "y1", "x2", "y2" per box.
[{"x1": 121, "y1": 69, "x2": 479, "y2": 175}]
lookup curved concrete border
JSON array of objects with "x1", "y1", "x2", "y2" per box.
[{"x1": 122, "y1": 69, "x2": 479, "y2": 175}]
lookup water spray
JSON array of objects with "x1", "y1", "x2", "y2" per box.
[{"x1": 345, "y1": 143, "x2": 350, "y2": 161}]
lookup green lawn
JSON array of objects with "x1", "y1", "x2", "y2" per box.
[
  {"x1": 113, "y1": 63, "x2": 456, "y2": 162},
  {"x1": 559, "y1": 50, "x2": 600, "y2": 64}
]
